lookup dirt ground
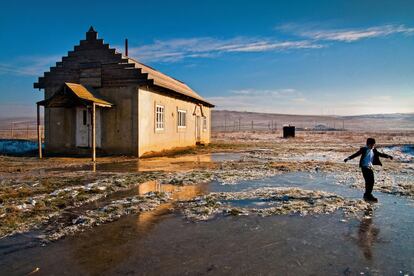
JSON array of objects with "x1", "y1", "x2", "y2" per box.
[{"x1": 0, "y1": 130, "x2": 413, "y2": 241}]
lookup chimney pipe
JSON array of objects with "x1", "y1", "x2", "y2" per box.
[{"x1": 125, "y1": 38, "x2": 128, "y2": 57}]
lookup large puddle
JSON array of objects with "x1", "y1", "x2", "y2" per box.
[
  {"x1": 0, "y1": 168, "x2": 413, "y2": 275},
  {"x1": 45, "y1": 152, "x2": 243, "y2": 173}
]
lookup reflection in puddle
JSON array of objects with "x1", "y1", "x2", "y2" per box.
[
  {"x1": 137, "y1": 180, "x2": 164, "y2": 195},
  {"x1": 136, "y1": 180, "x2": 208, "y2": 200},
  {"x1": 135, "y1": 181, "x2": 207, "y2": 230},
  {"x1": 47, "y1": 153, "x2": 242, "y2": 173},
  {"x1": 356, "y1": 207, "x2": 380, "y2": 260},
  {"x1": 65, "y1": 180, "x2": 208, "y2": 275}
]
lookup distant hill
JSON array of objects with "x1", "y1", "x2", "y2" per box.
[
  {"x1": 211, "y1": 110, "x2": 414, "y2": 131},
  {"x1": 344, "y1": 113, "x2": 414, "y2": 120}
]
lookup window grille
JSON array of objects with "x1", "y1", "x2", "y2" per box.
[
  {"x1": 178, "y1": 110, "x2": 186, "y2": 128},
  {"x1": 155, "y1": 105, "x2": 165, "y2": 130}
]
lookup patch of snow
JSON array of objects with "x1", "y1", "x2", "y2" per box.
[{"x1": 383, "y1": 145, "x2": 414, "y2": 163}]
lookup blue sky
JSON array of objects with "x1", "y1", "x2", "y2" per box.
[{"x1": 0, "y1": 0, "x2": 413, "y2": 117}]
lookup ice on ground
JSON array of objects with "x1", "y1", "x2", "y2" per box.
[
  {"x1": 177, "y1": 187, "x2": 370, "y2": 222},
  {"x1": 383, "y1": 145, "x2": 414, "y2": 163},
  {"x1": 45, "y1": 191, "x2": 170, "y2": 241},
  {"x1": 334, "y1": 170, "x2": 414, "y2": 197},
  {"x1": 247, "y1": 150, "x2": 343, "y2": 163}
]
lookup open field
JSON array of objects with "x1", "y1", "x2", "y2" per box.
[
  {"x1": 212, "y1": 110, "x2": 414, "y2": 131},
  {"x1": 1, "y1": 111, "x2": 413, "y2": 140},
  {"x1": 0, "y1": 130, "x2": 413, "y2": 274}
]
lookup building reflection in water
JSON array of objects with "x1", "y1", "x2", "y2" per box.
[
  {"x1": 68, "y1": 180, "x2": 207, "y2": 274},
  {"x1": 136, "y1": 180, "x2": 207, "y2": 226},
  {"x1": 87, "y1": 154, "x2": 216, "y2": 173}
]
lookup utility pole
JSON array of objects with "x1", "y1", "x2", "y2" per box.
[
  {"x1": 91, "y1": 103, "x2": 96, "y2": 162},
  {"x1": 37, "y1": 104, "x2": 42, "y2": 159}
]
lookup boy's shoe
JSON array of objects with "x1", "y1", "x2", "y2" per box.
[{"x1": 363, "y1": 194, "x2": 378, "y2": 203}]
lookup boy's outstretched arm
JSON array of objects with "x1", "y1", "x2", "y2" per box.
[
  {"x1": 344, "y1": 148, "x2": 362, "y2": 162},
  {"x1": 376, "y1": 150, "x2": 393, "y2": 160}
]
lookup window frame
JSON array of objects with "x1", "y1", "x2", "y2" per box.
[
  {"x1": 155, "y1": 104, "x2": 165, "y2": 131},
  {"x1": 82, "y1": 110, "x2": 87, "y2": 126},
  {"x1": 177, "y1": 109, "x2": 187, "y2": 128}
]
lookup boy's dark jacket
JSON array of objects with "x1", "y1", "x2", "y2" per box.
[{"x1": 347, "y1": 147, "x2": 392, "y2": 167}]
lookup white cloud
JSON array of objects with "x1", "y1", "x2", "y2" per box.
[
  {"x1": 207, "y1": 88, "x2": 309, "y2": 112},
  {"x1": 127, "y1": 37, "x2": 324, "y2": 62},
  {"x1": 122, "y1": 23, "x2": 414, "y2": 63},
  {"x1": 0, "y1": 38, "x2": 323, "y2": 74},
  {"x1": 2, "y1": 23, "x2": 413, "y2": 75},
  {"x1": 229, "y1": 88, "x2": 298, "y2": 97},
  {"x1": 278, "y1": 24, "x2": 414, "y2": 42},
  {"x1": 0, "y1": 55, "x2": 59, "y2": 76}
]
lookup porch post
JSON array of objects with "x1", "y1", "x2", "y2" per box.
[
  {"x1": 91, "y1": 103, "x2": 96, "y2": 162},
  {"x1": 37, "y1": 103, "x2": 42, "y2": 159}
]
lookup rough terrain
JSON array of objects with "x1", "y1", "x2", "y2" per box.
[{"x1": 0, "y1": 130, "x2": 413, "y2": 241}]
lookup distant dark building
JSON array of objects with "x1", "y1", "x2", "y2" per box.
[{"x1": 283, "y1": 125, "x2": 295, "y2": 138}]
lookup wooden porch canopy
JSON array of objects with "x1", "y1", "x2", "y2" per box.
[
  {"x1": 36, "y1": 83, "x2": 112, "y2": 161},
  {"x1": 37, "y1": 82, "x2": 112, "y2": 108}
]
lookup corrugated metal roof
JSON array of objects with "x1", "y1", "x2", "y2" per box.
[
  {"x1": 126, "y1": 57, "x2": 214, "y2": 107},
  {"x1": 65, "y1": 83, "x2": 112, "y2": 107}
]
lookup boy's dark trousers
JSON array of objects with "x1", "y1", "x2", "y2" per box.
[{"x1": 361, "y1": 167, "x2": 374, "y2": 196}]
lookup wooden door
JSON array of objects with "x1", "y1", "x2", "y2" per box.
[
  {"x1": 76, "y1": 107, "x2": 101, "y2": 147},
  {"x1": 76, "y1": 107, "x2": 89, "y2": 147}
]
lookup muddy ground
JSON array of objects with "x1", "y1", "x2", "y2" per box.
[{"x1": 0, "y1": 130, "x2": 413, "y2": 242}]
